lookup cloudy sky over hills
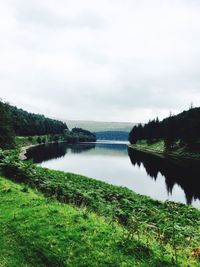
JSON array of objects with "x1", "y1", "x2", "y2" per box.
[{"x1": 0, "y1": 0, "x2": 200, "y2": 122}]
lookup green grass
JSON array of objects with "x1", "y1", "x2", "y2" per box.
[
  {"x1": 15, "y1": 134, "x2": 65, "y2": 148},
  {"x1": 0, "y1": 150, "x2": 200, "y2": 266},
  {"x1": 134, "y1": 140, "x2": 165, "y2": 152},
  {"x1": 15, "y1": 136, "x2": 48, "y2": 148},
  {"x1": 130, "y1": 139, "x2": 200, "y2": 160},
  {"x1": 0, "y1": 176, "x2": 174, "y2": 267}
]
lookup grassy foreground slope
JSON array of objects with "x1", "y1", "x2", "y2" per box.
[
  {"x1": 0, "y1": 175, "x2": 187, "y2": 267},
  {"x1": 0, "y1": 150, "x2": 200, "y2": 266},
  {"x1": 0, "y1": 176, "x2": 148, "y2": 267}
]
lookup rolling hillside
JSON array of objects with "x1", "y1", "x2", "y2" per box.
[
  {"x1": 66, "y1": 120, "x2": 136, "y2": 133},
  {"x1": 96, "y1": 131, "x2": 129, "y2": 141}
]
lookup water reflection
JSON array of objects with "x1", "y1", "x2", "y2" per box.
[
  {"x1": 26, "y1": 142, "x2": 200, "y2": 207},
  {"x1": 26, "y1": 142, "x2": 95, "y2": 163},
  {"x1": 96, "y1": 143, "x2": 128, "y2": 152},
  {"x1": 128, "y1": 148, "x2": 200, "y2": 205}
]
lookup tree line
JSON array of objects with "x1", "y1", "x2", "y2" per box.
[
  {"x1": 0, "y1": 100, "x2": 96, "y2": 149},
  {"x1": 71, "y1": 128, "x2": 96, "y2": 142},
  {"x1": 3, "y1": 101, "x2": 68, "y2": 136},
  {"x1": 129, "y1": 107, "x2": 200, "y2": 150},
  {"x1": 0, "y1": 101, "x2": 15, "y2": 148}
]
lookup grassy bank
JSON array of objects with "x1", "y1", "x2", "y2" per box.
[
  {"x1": 1, "y1": 176, "x2": 151, "y2": 266},
  {"x1": 15, "y1": 135, "x2": 84, "y2": 149},
  {"x1": 16, "y1": 135, "x2": 63, "y2": 148},
  {"x1": 129, "y1": 140, "x2": 200, "y2": 160},
  {"x1": 0, "y1": 149, "x2": 200, "y2": 266}
]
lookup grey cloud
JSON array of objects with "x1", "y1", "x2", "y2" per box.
[
  {"x1": 0, "y1": 0, "x2": 200, "y2": 123},
  {"x1": 12, "y1": 0, "x2": 104, "y2": 30}
]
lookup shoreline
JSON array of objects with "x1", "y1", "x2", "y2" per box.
[
  {"x1": 19, "y1": 144, "x2": 39, "y2": 160},
  {"x1": 19, "y1": 140, "x2": 129, "y2": 161},
  {"x1": 129, "y1": 144, "x2": 200, "y2": 161},
  {"x1": 19, "y1": 141, "x2": 200, "y2": 209},
  {"x1": 19, "y1": 141, "x2": 63, "y2": 160},
  {"x1": 1, "y1": 142, "x2": 200, "y2": 265}
]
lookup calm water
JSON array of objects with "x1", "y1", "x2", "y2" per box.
[{"x1": 26, "y1": 141, "x2": 200, "y2": 208}]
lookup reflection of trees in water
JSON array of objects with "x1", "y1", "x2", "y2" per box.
[
  {"x1": 128, "y1": 148, "x2": 200, "y2": 205},
  {"x1": 69, "y1": 144, "x2": 95, "y2": 153},
  {"x1": 26, "y1": 143, "x2": 95, "y2": 163}
]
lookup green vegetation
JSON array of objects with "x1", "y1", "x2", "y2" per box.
[
  {"x1": 16, "y1": 135, "x2": 50, "y2": 148},
  {"x1": 1, "y1": 102, "x2": 200, "y2": 265},
  {"x1": 129, "y1": 107, "x2": 200, "y2": 153},
  {"x1": 130, "y1": 139, "x2": 200, "y2": 160},
  {"x1": 0, "y1": 176, "x2": 151, "y2": 266},
  {"x1": 129, "y1": 140, "x2": 165, "y2": 157},
  {"x1": 135, "y1": 139, "x2": 165, "y2": 151},
  {"x1": 0, "y1": 101, "x2": 15, "y2": 148},
  {"x1": 15, "y1": 131, "x2": 96, "y2": 152},
  {"x1": 2, "y1": 101, "x2": 68, "y2": 136},
  {"x1": 71, "y1": 128, "x2": 96, "y2": 142},
  {"x1": 0, "y1": 149, "x2": 200, "y2": 266},
  {"x1": 0, "y1": 101, "x2": 96, "y2": 150}
]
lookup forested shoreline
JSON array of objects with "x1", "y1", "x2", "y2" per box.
[
  {"x1": 129, "y1": 107, "x2": 200, "y2": 151},
  {"x1": 0, "y1": 100, "x2": 96, "y2": 149},
  {"x1": 1, "y1": 100, "x2": 200, "y2": 265}
]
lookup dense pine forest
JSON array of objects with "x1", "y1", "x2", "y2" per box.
[
  {"x1": 129, "y1": 107, "x2": 200, "y2": 150},
  {"x1": 0, "y1": 101, "x2": 15, "y2": 148},
  {"x1": 0, "y1": 100, "x2": 96, "y2": 148},
  {"x1": 71, "y1": 128, "x2": 96, "y2": 142},
  {"x1": 2, "y1": 101, "x2": 68, "y2": 136}
]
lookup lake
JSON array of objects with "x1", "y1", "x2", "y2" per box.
[{"x1": 26, "y1": 141, "x2": 200, "y2": 208}]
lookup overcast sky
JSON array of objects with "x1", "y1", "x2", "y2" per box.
[{"x1": 0, "y1": 0, "x2": 200, "y2": 123}]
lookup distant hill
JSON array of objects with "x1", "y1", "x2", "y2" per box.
[
  {"x1": 96, "y1": 131, "x2": 129, "y2": 141},
  {"x1": 65, "y1": 120, "x2": 136, "y2": 133}
]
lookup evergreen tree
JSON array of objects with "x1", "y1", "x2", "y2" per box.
[
  {"x1": 0, "y1": 101, "x2": 15, "y2": 148},
  {"x1": 2, "y1": 102, "x2": 68, "y2": 136},
  {"x1": 129, "y1": 106, "x2": 200, "y2": 151}
]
